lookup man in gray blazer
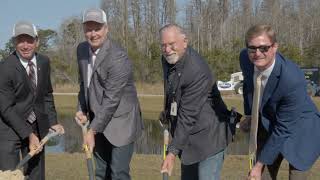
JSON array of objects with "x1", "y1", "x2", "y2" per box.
[
  {"x1": 75, "y1": 8, "x2": 143, "y2": 180},
  {"x1": 159, "y1": 24, "x2": 233, "y2": 180}
]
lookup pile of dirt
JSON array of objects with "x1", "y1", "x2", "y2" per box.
[{"x1": 0, "y1": 170, "x2": 24, "y2": 180}]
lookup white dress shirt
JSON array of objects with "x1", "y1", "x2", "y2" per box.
[
  {"x1": 253, "y1": 59, "x2": 276, "y2": 107},
  {"x1": 18, "y1": 53, "x2": 38, "y2": 86},
  {"x1": 87, "y1": 48, "x2": 100, "y2": 87}
]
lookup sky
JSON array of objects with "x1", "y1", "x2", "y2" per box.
[
  {"x1": 0, "y1": 0, "x2": 187, "y2": 50},
  {"x1": 0, "y1": 0, "x2": 101, "y2": 49}
]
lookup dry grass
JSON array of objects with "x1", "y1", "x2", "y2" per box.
[
  {"x1": 50, "y1": 91, "x2": 320, "y2": 180},
  {"x1": 135, "y1": 82, "x2": 164, "y2": 95},
  {"x1": 53, "y1": 93, "x2": 320, "y2": 121},
  {"x1": 45, "y1": 153, "x2": 320, "y2": 180},
  {"x1": 53, "y1": 84, "x2": 79, "y2": 93},
  {"x1": 53, "y1": 82, "x2": 164, "y2": 95},
  {"x1": 138, "y1": 96, "x2": 164, "y2": 120}
]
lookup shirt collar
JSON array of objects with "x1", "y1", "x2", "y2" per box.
[
  {"x1": 254, "y1": 58, "x2": 276, "y2": 79},
  {"x1": 89, "y1": 48, "x2": 100, "y2": 57},
  {"x1": 17, "y1": 52, "x2": 37, "y2": 69}
]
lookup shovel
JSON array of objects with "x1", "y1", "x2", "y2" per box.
[
  {"x1": 16, "y1": 128, "x2": 60, "y2": 169},
  {"x1": 75, "y1": 119, "x2": 95, "y2": 180},
  {"x1": 159, "y1": 112, "x2": 170, "y2": 180},
  {"x1": 162, "y1": 129, "x2": 169, "y2": 180}
]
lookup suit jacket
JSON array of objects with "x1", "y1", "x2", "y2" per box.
[
  {"x1": 77, "y1": 38, "x2": 143, "y2": 147},
  {"x1": 162, "y1": 46, "x2": 231, "y2": 165},
  {"x1": 240, "y1": 49, "x2": 320, "y2": 171},
  {"x1": 0, "y1": 52, "x2": 57, "y2": 140}
]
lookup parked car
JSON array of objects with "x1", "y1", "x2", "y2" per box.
[
  {"x1": 301, "y1": 67, "x2": 320, "y2": 97},
  {"x1": 217, "y1": 72, "x2": 243, "y2": 94}
]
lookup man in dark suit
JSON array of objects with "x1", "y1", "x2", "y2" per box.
[
  {"x1": 159, "y1": 24, "x2": 233, "y2": 180},
  {"x1": 240, "y1": 24, "x2": 320, "y2": 180},
  {"x1": 0, "y1": 21, "x2": 64, "y2": 179},
  {"x1": 75, "y1": 8, "x2": 143, "y2": 180}
]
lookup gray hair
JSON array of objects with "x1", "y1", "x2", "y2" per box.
[{"x1": 159, "y1": 23, "x2": 187, "y2": 38}]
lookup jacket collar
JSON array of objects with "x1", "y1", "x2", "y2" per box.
[
  {"x1": 260, "y1": 53, "x2": 282, "y2": 108},
  {"x1": 92, "y1": 38, "x2": 111, "y2": 73}
]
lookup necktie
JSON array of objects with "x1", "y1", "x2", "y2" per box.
[
  {"x1": 27, "y1": 61, "x2": 37, "y2": 124},
  {"x1": 249, "y1": 73, "x2": 263, "y2": 169},
  {"x1": 28, "y1": 61, "x2": 36, "y2": 91}
]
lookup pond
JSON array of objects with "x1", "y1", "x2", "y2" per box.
[{"x1": 46, "y1": 114, "x2": 249, "y2": 155}]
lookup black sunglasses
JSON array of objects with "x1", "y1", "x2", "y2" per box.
[{"x1": 247, "y1": 44, "x2": 274, "y2": 53}]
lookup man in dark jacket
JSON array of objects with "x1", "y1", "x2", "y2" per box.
[
  {"x1": 159, "y1": 24, "x2": 232, "y2": 180},
  {"x1": 0, "y1": 21, "x2": 64, "y2": 180}
]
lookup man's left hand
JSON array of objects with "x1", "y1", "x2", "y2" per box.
[
  {"x1": 50, "y1": 124, "x2": 65, "y2": 135},
  {"x1": 248, "y1": 161, "x2": 263, "y2": 180}
]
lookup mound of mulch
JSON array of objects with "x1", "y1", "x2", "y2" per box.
[{"x1": 0, "y1": 170, "x2": 24, "y2": 180}]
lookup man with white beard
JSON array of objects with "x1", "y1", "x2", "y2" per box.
[{"x1": 159, "y1": 24, "x2": 234, "y2": 180}]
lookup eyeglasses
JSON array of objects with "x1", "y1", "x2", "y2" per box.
[
  {"x1": 247, "y1": 44, "x2": 274, "y2": 54},
  {"x1": 161, "y1": 42, "x2": 177, "y2": 51}
]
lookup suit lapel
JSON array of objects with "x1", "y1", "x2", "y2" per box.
[
  {"x1": 13, "y1": 54, "x2": 26, "y2": 74},
  {"x1": 35, "y1": 54, "x2": 43, "y2": 95},
  {"x1": 261, "y1": 54, "x2": 281, "y2": 109},
  {"x1": 91, "y1": 39, "x2": 111, "y2": 76},
  {"x1": 13, "y1": 52, "x2": 34, "y2": 93},
  {"x1": 248, "y1": 65, "x2": 254, "y2": 94}
]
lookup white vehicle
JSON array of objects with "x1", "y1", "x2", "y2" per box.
[{"x1": 217, "y1": 72, "x2": 244, "y2": 94}]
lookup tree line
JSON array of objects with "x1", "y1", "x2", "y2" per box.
[{"x1": 1, "y1": 0, "x2": 320, "y2": 85}]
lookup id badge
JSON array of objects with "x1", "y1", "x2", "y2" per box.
[{"x1": 170, "y1": 101, "x2": 177, "y2": 116}]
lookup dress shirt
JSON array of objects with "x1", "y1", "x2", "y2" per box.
[
  {"x1": 87, "y1": 48, "x2": 100, "y2": 87},
  {"x1": 18, "y1": 53, "x2": 38, "y2": 86},
  {"x1": 253, "y1": 59, "x2": 276, "y2": 107}
]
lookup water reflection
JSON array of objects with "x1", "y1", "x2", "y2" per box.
[{"x1": 47, "y1": 114, "x2": 249, "y2": 155}]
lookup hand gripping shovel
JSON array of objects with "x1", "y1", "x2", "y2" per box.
[
  {"x1": 76, "y1": 120, "x2": 95, "y2": 180},
  {"x1": 16, "y1": 128, "x2": 60, "y2": 169}
]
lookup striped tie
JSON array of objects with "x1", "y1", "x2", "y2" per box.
[
  {"x1": 28, "y1": 61, "x2": 36, "y2": 91},
  {"x1": 27, "y1": 61, "x2": 36, "y2": 124},
  {"x1": 27, "y1": 111, "x2": 36, "y2": 124}
]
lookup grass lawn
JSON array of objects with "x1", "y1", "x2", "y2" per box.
[
  {"x1": 51, "y1": 95, "x2": 320, "y2": 179},
  {"x1": 54, "y1": 94, "x2": 320, "y2": 120},
  {"x1": 46, "y1": 153, "x2": 320, "y2": 180}
]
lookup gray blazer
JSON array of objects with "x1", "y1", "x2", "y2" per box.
[{"x1": 77, "y1": 38, "x2": 143, "y2": 147}]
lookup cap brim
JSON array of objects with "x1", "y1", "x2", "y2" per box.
[
  {"x1": 82, "y1": 18, "x2": 105, "y2": 24},
  {"x1": 14, "y1": 32, "x2": 37, "y2": 38}
]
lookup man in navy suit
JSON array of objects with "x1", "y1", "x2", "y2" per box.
[{"x1": 240, "y1": 24, "x2": 320, "y2": 180}]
